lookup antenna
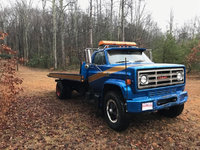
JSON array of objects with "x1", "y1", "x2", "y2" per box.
[{"x1": 125, "y1": 57, "x2": 128, "y2": 99}]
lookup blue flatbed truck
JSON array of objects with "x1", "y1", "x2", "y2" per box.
[{"x1": 48, "y1": 41, "x2": 188, "y2": 131}]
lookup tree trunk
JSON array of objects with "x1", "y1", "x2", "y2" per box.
[
  {"x1": 23, "y1": 6, "x2": 29, "y2": 62},
  {"x1": 130, "y1": 0, "x2": 133, "y2": 24},
  {"x1": 110, "y1": 0, "x2": 113, "y2": 40},
  {"x1": 99, "y1": 0, "x2": 102, "y2": 19},
  {"x1": 169, "y1": 9, "x2": 174, "y2": 35},
  {"x1": 121, "y1": 0, "x2": 125, "y2": 41},
  {"x1": 41, "y1": 0, "x2": 46, "y2": 57},
  {"x1": 89, "y1": 0, "x2": 93, "y2": 48},
  {"x1": 117, "y1": 0, "x2": 121, "y2": 40},
  {"x1": 24, "y1": 23, "x2": 29, "y2": 60},
  {"x1": 59, "y1": 0, "x2": 66, "y2": 69},
  {"x1": 52, "y1": 0, "x2": 57, "y2": 69},
  {"x1": 74, "y1": 0, "x2": 78, "y2": 57}
]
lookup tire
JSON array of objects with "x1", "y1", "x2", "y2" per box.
[
  {"x1": 104, "y1": 91, "x2": 129, "y2": 131},
  {"x1": 158, "y1": 104, "x2": 184, "y2": 118},
  {"x1": 56, "y1": 81, "x2": 72, "y2": 99}
]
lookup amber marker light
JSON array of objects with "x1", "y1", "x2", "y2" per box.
[
  {"x1": 98, "y1": 40, "x2": 137, "y2": 47},
  {"x1": 81, "y1": 76, "x2": 84, "y2": 82},
  {"x1": 126, "y1": 79, "x2": 131, "y2": 85}
]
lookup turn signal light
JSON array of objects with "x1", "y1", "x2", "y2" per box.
[{"x1": 126, "y1": 79, "x2": 131, "y2": 85}]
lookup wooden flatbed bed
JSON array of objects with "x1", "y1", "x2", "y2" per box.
[{"x1": 48, "y1": 73, "x2": 84, "y2": 82}]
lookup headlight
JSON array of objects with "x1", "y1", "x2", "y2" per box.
[
  {"x1": 177, "y1": 72, "x2": 183, "y2": 81},
  {"x1": 140, "y1": 75, "x2": 148, "y2": 85}
]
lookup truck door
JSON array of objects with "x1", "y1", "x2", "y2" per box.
[{"x1": 88, "y1": 51, "x2": 107, "y2": 92}]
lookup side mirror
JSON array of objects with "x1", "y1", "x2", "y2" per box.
[{"x1": 85, "y1": 64, "x2": 90, "y2": 69}]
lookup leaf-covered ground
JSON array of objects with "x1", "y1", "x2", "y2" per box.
[{"x1": 0, "y1": 67, "x2": 200, "y2": 149}]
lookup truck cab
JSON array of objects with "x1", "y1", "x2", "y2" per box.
[{"x1": 48, "y1": 41, "x2": 188, "y2": 131}]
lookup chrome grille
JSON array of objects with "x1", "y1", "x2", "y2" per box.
[{"x1": 138, "y1": 68, "x2": 184, "y2": 89}]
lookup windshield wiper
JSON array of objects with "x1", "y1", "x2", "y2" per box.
[
  {"x1": 116, "y1": 60, "x2": 130, "y2": 64},
  {"x1": 134, "y1": 60, "x2": 144, "y2": 62}
]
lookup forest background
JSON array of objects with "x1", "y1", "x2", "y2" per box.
[{"x1": 0, "y1": 0, "x2": 200, "y2": 72}]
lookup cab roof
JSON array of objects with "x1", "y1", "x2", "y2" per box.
[
  {"x1": 93, "y1": 47, "x2": 146, "y2": 55},
  {"x1": 105, "y1": 47, "x2": 146, "y2": 51}
]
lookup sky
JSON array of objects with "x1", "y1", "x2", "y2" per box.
[
  {"x1": 1, "y1": 0, "x2": 200, "y2": 32},
  {"x1": 79, "y1": 0, "x2": 200, "y2": 32},
  {"x1": 145, "y1": 0, "x2": 200, "y2": 32}
]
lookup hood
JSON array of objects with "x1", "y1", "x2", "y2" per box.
[{"x1": 127, "y1": 63, "x2": 185, "y2": 70}]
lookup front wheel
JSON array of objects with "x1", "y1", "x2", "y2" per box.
[
  {"x1": 158, "y1": 104, "x2": 184, "y2": 118},
  {"x1": 104, "y1": 91, "x2": 129, "y2": 131}
]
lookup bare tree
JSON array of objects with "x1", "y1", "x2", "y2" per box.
[
  {"x1": 40, "y1": 0, "x2": 46, "y2": 56},
  {"x1": 117, "y1": 0, "x2": 121, "y2": 40},
  {"x1": 52, "y1": 0, "x2": 57, "y2": 69},
  {"x1": 15, "y1": 0, "x2": 32, "y2": 61},
  {"x1": 59, "y1": 0, "x2": 65, "y2": 68},
  {"x1": 169, "y1": 9, "x2": 174, "y2": 35},
  {"x1": 110, "y1": 0, "x2": 113, "y2": 39},
  {"x1": 0, "y1": 0, "x2": 163, "y2": 68},
  {"x1": 74, "y1": 0, "x2": 78, "y2": 52},
  {"x1": 130, "y1": 0, "x2": 133, "y2": 24},
  {"x1": 121, "y1": 0, "x2": 125, "y2": 41},
  {"x1": 89, "y1": 0, "x2": 93, "y2": 47}
]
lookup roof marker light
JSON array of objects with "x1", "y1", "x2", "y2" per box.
[{"x1": 98, "y1": 40, "x2": 137, "y2": 47}]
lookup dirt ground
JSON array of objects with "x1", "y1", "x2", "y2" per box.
[{"x1": 0, "y1": 66, "x2": 200, "y2": 149}]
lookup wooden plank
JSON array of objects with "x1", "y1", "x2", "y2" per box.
[{"x1": 48, "y1": 73, "x2": 84, "y2": 82}]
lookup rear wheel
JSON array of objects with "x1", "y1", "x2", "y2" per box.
[
  {"x1": 158, "y1": 104, "x2": 184, "y2": 118},
  {"x1": 104, "y1": 91, "x2": 129, "y2": 131},
  {"x1": 56, "y1": 81, "x2": 71, "y2": 99}
]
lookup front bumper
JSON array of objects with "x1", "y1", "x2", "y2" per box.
[{"x1": 126, "y1": 91, "x2": 188, "y2": 113}]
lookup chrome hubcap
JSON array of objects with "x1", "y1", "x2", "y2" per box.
[{"x1": 106, "y1": 99, "x2": 118, "y2": 123}]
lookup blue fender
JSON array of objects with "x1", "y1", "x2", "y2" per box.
[{"x1": 103, "y1": 79, "x2": 133, "y2": 100}]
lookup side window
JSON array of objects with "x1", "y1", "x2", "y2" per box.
[{"x1": 93, "y1": 51, "x2": 106, "y2": 65}]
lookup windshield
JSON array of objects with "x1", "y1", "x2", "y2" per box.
[{"x1": 107, "y1": 50, "x2": 152, "y2": 64}]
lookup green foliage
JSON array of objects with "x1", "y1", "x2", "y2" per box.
[
  {"x1": 152, "y1": 33, "x2": 199, "y2": 65},
  {"x1": 28, "y1": 55, "x2": 53, "y2": 68},
  {"x1": 179, "y1": 38, "x2": 199, "y2": 62},
  {"x1": 153, "y1": 33, "x2": 180, "y2": 63},
  {"x1": 0, "y1": 53, "x2": 12, "y2": 59},
  {"x1": 152, "y1": 35, "x2": 165, "y2": 63}
]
